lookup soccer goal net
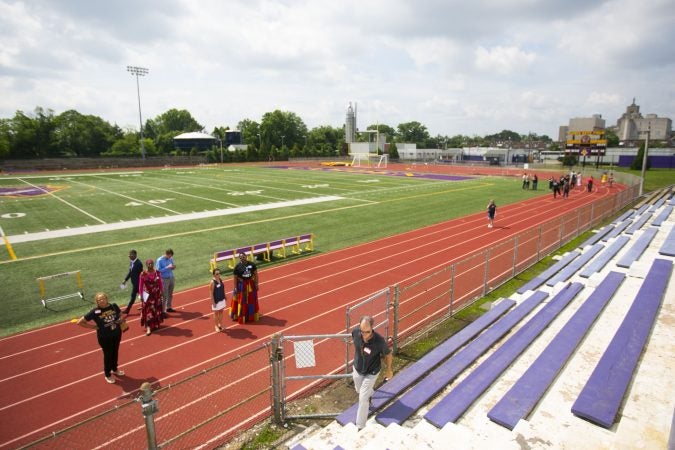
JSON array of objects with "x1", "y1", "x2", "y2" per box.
[
  {"x1": 349, "y1": 153, "x2": 388, "y2": 168},
  {"x1": 37, "y1": 270, "x2": 85, "y2": 308}
]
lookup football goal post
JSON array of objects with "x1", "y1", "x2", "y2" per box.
[{"x1": 37, "y1": 270, "x2": 85, "y2": 308}]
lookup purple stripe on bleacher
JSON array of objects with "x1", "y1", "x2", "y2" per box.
[
  {"x1": 613, "y1": 210, "x2": 635, "y2": 224},
  {"x1": 516, "y1": 252, "x2": 579, "y2": 294},
  {"x1": 659, "y1": 227, "x2": 675, "y2": 257},
  {"x1": 580, "y1": 236, "x2": 629, "y2": 278},
  {"x1": 335, "y1": 299, "x2": 516, "y2": 425},
  {"x1": 572, "y1": 259, "x2": 673, "y2": 429},
  {"x1": 488, "y1": 272, "x2": 625, "y2": 430},
  {"x1": 581, "y1": 224, "x2": 615, "y2": 247},
  {"x1": 289, "y1": 445, "x2": 307, "y2": 450},
  {"x1": 424, "y1": 282, "x2": 583, "y2": 428},
  {"x1": 546, "y1": 244, "x2": 603, "y2": 286},
  {"x1": 603, "y1": 220, "x2": 631, "y2": 242},
  {"x1": 616, "y1": 227, "x2": 658, "y2": 268},
  {"x1": 375, "y1": 291, "x2": 548, "y2": 427},
  {"x1": 625, "y1": 212, "x2": 652, "y2": 234},
  {"x1": 652, "y1": 205, "x2": 673, "y2": 227}
]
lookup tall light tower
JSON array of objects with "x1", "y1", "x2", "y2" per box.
[{"x1": 127, "y1": 66, "x2": 149, "y2": 159}]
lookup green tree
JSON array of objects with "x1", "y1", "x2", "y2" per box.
[
  {"x1": 630, "y1": 142, "x2": 651, "y2": 170},
  {"x1": 0, "y1": 119, "x2": 11, "y2": 159},
  {"x1": 260, "y1": 110, "x2": 308, "y2": 153},
  {"x1": 388, "y1": 141, "x2": 399, "y2": 159},
  {"x1": 397, "y1": 121, "x2": 429, "y2": 145},
  {"x1": 53, "y1": 110, "x2": 119, "y2": 157},
  {"x1": 6, "y1": 108, "x2": 58, "y2": 159},
  {"x1": 604, "y1": 128, "x2": 619, "y2": 147},
  {"x1": 237, "y1": 119, "x2": 260, "y2": 148}
]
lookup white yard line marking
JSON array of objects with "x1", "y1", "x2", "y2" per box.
[
  {"x1": 63, "y1": 178, "x2": 181, "y2": 214},
  {"x1": 16, "y1": 178, "x2": 106, "y2": 224},
  {"x1": 93, "y1": 174, "x2": 242, "y2": 207},
  {"x1": 6, "y1": 196, "x2": 344, "y2": 244}
]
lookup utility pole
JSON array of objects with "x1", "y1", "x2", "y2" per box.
[
  {"x1": 639, "y1": 125, "x2": 650, "y2": 196},
  {"x1": 127, "y1": 66, "x2": 149, "y2": 159}
]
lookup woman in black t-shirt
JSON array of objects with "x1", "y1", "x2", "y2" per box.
[{"x1": 77, "y1": 292, "x2": 126, "y2": 384}]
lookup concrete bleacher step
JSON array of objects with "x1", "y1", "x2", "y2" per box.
[
  {"x1": 375, "y1": 291, "x2": 549, "y2": 426},
  {"x1": 487, "y1": 271, "x2": 625, "y2": 430},
  {"x1": 424, "y1": 282, "x2": 584, "y2": 428},
  {"x1": 572, "y1": 258, "x2": 673, "y2": 429}
]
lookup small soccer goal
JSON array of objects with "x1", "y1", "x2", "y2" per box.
[
  {"x1": 37, "y1": 270, "x2": 86, "y2": 308},
  {"x1": 349, "y1": 153, "x2": 388, "y2": 168}
]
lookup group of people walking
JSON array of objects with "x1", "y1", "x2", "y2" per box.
[{"x1": 77, "y1": 247, "x2": 261, "y2": 383}]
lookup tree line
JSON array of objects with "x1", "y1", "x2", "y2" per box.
[{"x1": 0, "y1": 106, "x2": 555, "y2": 162}]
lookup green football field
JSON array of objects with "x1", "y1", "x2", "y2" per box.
[{"x1": 0, "y1": 164, "x2": 546, "y2": 335}]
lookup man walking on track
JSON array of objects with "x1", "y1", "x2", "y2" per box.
[
  {"x1": 351, "y1": 316, "x2": 393, "y2": 430},
  {"x1": 121, "y1": 249, "x2": 143, "y2": 315},
  {"x1": 231, "y1": 253, "x2": 260, "y2": 323},
  {"x1": 156, "y1": 248, "x2": 176, "y2": 314}
]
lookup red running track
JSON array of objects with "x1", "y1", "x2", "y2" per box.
[{"x1": 0, "y1": 170, "x2": 621, "y2": 448}]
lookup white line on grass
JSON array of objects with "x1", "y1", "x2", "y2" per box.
[
  {"x1": 92, "y1": 173, "x2": 242, "y2": 207},
  {"x1": 63, "y1": 178, "x2": 182, "y2": 214},
  {"x1": 16, "y1": 178, "x2": 106, "y2": 224},
  {"x1": 6, "y1": 195, "x2": 344, "y2": 244}
]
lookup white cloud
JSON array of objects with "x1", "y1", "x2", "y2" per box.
[
  {"x1": 0, "y1": 0, "x2": 672, "y2": 137},
  {"x1": 474, "y1": 46, "x2": 537, "y2": 75}
]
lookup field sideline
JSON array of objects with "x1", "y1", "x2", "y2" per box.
[{"x1": 0, "y1": 163, "x2": 547, "y2": 335}]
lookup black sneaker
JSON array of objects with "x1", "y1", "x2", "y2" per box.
[{"x1": 166, "y1": 308, "x2": 176, "y2": 312}]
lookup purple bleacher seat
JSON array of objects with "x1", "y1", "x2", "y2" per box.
[
  {"x1": 488, "y1": 272, "x2": 625, "y2": 430},
  {"x1": 580, "y1": 236, "x2": 629, "y2": 278},
  {"x1": 571, "y1": 259, "x2": 673, "y2": 429},
  {"x1": 336, "y1": 299, "x2": 516, "y2": 426},
  {"x1": 424, "y1": 282, "x2": 583, "y2": 428},
  {"x1": 546, "y1": 244, "x2": 603, "y2": 286},
  {"x1": 616, "y1": 227, "x2": 658, "y2": 268},
  {"x1": 517, "y1": 251, "x2": 579, "y2": 294},
  {"x1": 652, "y1": 205, "x2": 673, "y2": 227},
  {"x1": 659, "y1": 227, "x2": 675, "y2": 257},
  {"x1": 375, "y1": 291, "x2": 549, "y2": 427}
]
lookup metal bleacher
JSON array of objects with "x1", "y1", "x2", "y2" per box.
[{"x1": 289, "y1": 190, "x2": 675, "y2": 450}]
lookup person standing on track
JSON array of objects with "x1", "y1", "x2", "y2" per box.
[
  {"x1": 139, "y1": 259, "x2": 164, "y2": 336},
  {"x1": 487, "y1": 199, "x2": 497, "y2": 228},
  {"x1": 231, "y1": 253, "x2": 260, "y2": 323},
  {"x1": 156, "y1": 248, "x2": 176, "y2": 314},
  {"x1": 210, "y1": 268, "x2": 227, "y2": 332},
  {"x1": 121, "y1": 249, "x2": 143, "y2": 315},
  {"x1": 77, "y1": 292, "x2": 126, "y2": 384},
  {"x1": 351, "y1": 316, "x2": 393, "y2": 430}
]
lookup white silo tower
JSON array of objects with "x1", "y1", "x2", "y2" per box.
[{"x1": 345, "y1": 102, "x2": 357, "y2": 143}]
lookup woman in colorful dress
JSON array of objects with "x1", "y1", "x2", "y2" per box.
[
  {"x1": 231, "y1": 253, "x2": 259, "y2": 324},
  {"x1": 209, "y1": 268, "x2": 227, "y2": 332},
  {"x1": 139, "y1": 259, "x2": 164, "y2": 336}
]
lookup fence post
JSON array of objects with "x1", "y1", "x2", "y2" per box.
[
  {"x1": 138, "y1": 382, "x2": 158, "y2": 450},
  {"x1": 512, "y1": 236, "x2": 519, "y2": 277},
  {"x1": 449, "y1": 264, "x2": 455, "y2": 315},
  {"x1": 270, "y1": 333, "x2": 284, "y2": 424},
  {"x1": 392, "y1": 284, "x2": 399, "y2": 354},
  {"x1": 576, "y1": 208, "x2": 581, "y2": 237},
  {"x1": 483, "y1": 250, "x2": 490, "y2": 296},
  {"x1": 537, "y1": 226, "x2": 542, "y2": 262}
]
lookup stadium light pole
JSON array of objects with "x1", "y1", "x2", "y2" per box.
[{"x1": 127, "y1": 66, "x2": 149, "y2": 160}]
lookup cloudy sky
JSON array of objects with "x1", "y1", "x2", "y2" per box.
[{"x1": 1, "y1": 0, "x2": 673, "y2": 138}]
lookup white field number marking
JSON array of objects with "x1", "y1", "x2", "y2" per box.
[
  {"x1": 227, "y1": 190, "x2": 263, "y2": 196},
  {"x1": 1, "y1": 212, "x2": 26, "y2": 219},
  {"x1": 301, "y1": 184, "x2": 329, "y2": 188},
  {"x1": 125, "y1": 198, "x2": 175, "y2": 207}
]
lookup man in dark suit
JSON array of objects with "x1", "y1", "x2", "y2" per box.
[{"x1": 122, "y1": 249, "x2": 144, "y2": 314}]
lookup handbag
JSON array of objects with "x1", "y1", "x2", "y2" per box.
[{"x1": 119, "y1": 319, "x2": 129, "y2": 332}]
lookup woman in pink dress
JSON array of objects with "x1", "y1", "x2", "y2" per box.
[{"x1": 139, "y1": 259, "x2": 164, "y2": 336}]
